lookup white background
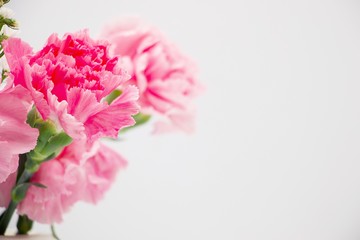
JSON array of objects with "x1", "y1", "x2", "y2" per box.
[{"x1": 6, "y1": 0, "x2": 360, "y2": 239}]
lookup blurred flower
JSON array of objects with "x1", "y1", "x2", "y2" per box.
[
  {"x1": 102, "y1": 17, "x2": 202, "y2": 133},
  {"x1": 0, "y1": 7, "x2": 19, "y2": 35},
  {"x1": 18, "y1": 140, "x2": 127, "y2": 224},
  {"x1": 0, "y1": 0, "x2": 10, "y2": 8},
  {"x1": 0, "y1": 7, "x2": 13, "y2": 18}
]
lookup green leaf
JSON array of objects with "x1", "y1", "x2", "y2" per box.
[
  {"x1": 133, "y1": 113, "x2": 151, "y2": 125},
  {"x1": 1, "y1": 69, "x2": 8, "y2": 83},
  {"x1": 105, "y1": 89, "x2": 122, "y2": 104},
  {"x1": 2, "y1": 18, "x2": 18, "y2": 29},
  {"x1": 120, "y1": 113, "x2": 151, "y2": 133},
  {"x1": 31, "y1": 182, "x2": 47, "y2": 189}
]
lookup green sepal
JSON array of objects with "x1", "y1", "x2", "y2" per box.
[
  {"x1": 34, "y1": 120, "x2": 58, "y2": 151},
  {"x1": 11, "y1": 184, "x2": 30, "y2": 203},
  {"x1": 26, "y1": 150, "x2": 46, "y2": 163},
  {"x1": 27, "y1": 110, "x2": 73, "y2": 163},
  {"x1": 11, "y1": 182, "x2": 47, "y2": 203},
  {"x1": 25, "y1": 151, "x2": 57, "y2": 173},
  {"x1": 26, "y1": 107, "x2": 41, "y2": 128},
  {"x1": 24, "y1": 157, "x2": 40, "y2": 173},
  {"x1": 40, "y1": 132, "x2": 72, "y2": 157}
]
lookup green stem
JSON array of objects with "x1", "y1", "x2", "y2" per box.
[
  {"x1": 0, "y1": 201, "x2": 17, "y2": 235},
  {"x1": 51, "y1": 225, "x2": 60, "y2": 240},
  {"x1": 0, "y1": 155, "x2": 32, "y2": 235}
]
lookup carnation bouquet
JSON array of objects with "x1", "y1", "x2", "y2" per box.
[{"x1": 0, "y1": 1, "x2": 201, "y2": 238}]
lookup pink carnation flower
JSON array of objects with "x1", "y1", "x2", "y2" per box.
[
  {"x1": 101, "y1": 17, "x2": 202, "y2": 133},
  {"x1": 18, "y1": 140, "x2": 127, "y2": 224},
  {"x1": 3, "y1": 31, "x2": 139, "y2": 141},
  {"x1": 0, "y1": 83, "x2": 38, "y2": 185}
]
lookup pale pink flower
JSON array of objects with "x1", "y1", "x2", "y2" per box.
[
  {"x1": 0, "y1": 171, "x2": 16, "y2": 207},
  {"x1": 18, "y1": 140, "x2": 127, "y2": 224},
  {"x1": 3, "y1": 31, "x2": 139, "y2": 141},
  {"x1": 0, "y1": 84, "x2": 38, "y2": 185},
  {"x1": 101, "y1": 17, "x2": 202, "y2": 133},
  {"x1": 81, "y1": 143, "x2": 127, "y2": 204}
]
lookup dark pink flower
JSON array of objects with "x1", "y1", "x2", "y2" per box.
[{"x1": 3, "y1": 30, "x2": 139, "y2": 141}]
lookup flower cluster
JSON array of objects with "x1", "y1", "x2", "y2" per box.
[{"x1": 0, "y1": 8, "x2": 201, "y2": 237}]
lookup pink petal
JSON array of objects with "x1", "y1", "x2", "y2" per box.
[
  {"x1": 0, "y1": 171, "x2": 17, "y2": 207},
  {"x1": 0, "y1": 143, "x2": 18, "y2": 183},
  {"x1": 84, "y1": 85, "x2": 139, "y2": 140},
  {"x1": 66, "y1": 88, "x2": 105, "y2": 123},
  {"x1": 2, "y1": 38, "x2": 33, "y2": 87},
  {"x1": 0, "y1": 88, "x2": 39, "y2": 183},
  {"x1": 18, "y1": 160, "x2": 82, "y2": 224},
  {"x1": 47, "y1": 92, "x2": 85, "y2": 140},
  {"x1": 82, "y1": 143, "x2": 127, "y2": 204},
  {"x1": 153, "y1": 111, "x2": 195, "y2": 134}
]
